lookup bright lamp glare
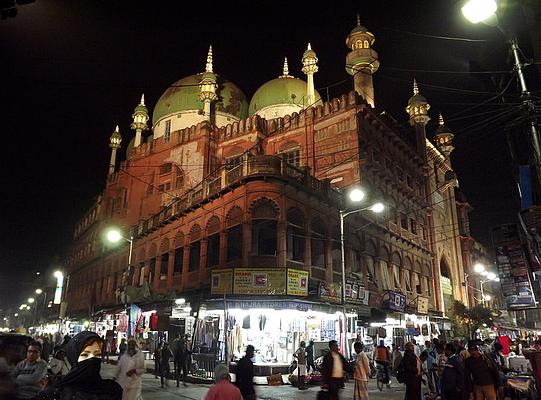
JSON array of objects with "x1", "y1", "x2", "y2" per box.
[
  {"x1": 175, "y1": 298, "x2": 186, "y2": 305},
  {"x1": 484, "y1": 294, "x2": 492, "y2": 301},
  {"x1": 487, "y1": 272, "x2": 497, "y2": 280},
  {"x1": 35, "y1": 289, "x2": 43, "y2": 295},
  {"x1": 54, "y1": 271, "x2": 63, "y2": 279},
  {"x1": 462, "y1": 0, "x2": 497, "y2": 24},
  {"x1": 494, "y1": 277, "x2": 500, "y2": 282},
  {"x1": 348, "y1": 188, "x2": 365, "y2": 203},
  {"x1": 480, "y1": 270, "x2": 488, "y2": 276},
  {"x1": 370, "y1": 203, "x2": 385, "y2": 213},
  {"x1": 106, "y1": 230, "x2": 122, "y2": 243},
  {"x1": 27, "y1": 298, "x2": 35, "y2": 304},
  {"x1": 474, "y1": 263, "x2": 486, "y2": 273}
]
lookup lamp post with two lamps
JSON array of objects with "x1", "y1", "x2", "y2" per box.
[{"x1": 464, "y1": 262, "x2": 499, "y2": 307}]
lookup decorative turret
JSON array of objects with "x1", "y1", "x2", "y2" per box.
[
  {"x1": 435, "y1": 113, "x2": 455, "y2": 157},
  {"x1": 131, "y1": 94, "x2": 149, "y2": 147},
  {"x1": 108, "y1": 125, "x2": 122, "y2": 176},
  {"x1": 406, "y1": 79, "x2": 430, "y2": 159},
  {"x1": 301, "y1": 43, "x2": 318, "y2": 107},
  {"x1": 345, "y1": 15, "x2": 380, "y2": 107},
  {"x1": 199, "y1": 45, "x2": 218, "y2": 120},
  {"x1": 280, "y1": 57, "x2": 293, "y2": 78}
]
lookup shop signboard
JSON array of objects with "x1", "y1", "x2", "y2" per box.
[
  {"x1": 319, "y1": 281, "x2": 341, "y2": 303},
  {"x1": 211, "y1": 269, "x2": 234, "y2": 295},
  {"x1": 417, "y1": 296, "x2": 429, "y2": 314},
  {"x1": 234, "y1": 268, "x2": 287, "y2": 295},
  {"x1": 345, "y1": 278, "x2": 369, "y2": 305},
  {"x1": 387, "y1": 290, "x2": 406, "y2": 312},
  {"x1": 287, "y1": 269, "x2": 309, "y2": 296},
  {"x1": 518, "y1": 206, "x2": 541, "y2": 274},
  {"x1": 492, "y1": 223, "x2": 537, "y2": 310}
]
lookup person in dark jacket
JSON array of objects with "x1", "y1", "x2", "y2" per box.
[
  {"x1": 159, "y1": 342, "x2": 174, "y2": 388},
  {"x1": 37, "y1": 330, "x2": 122, "y2": 400},
  {"x1": 306, "y1": 340, "x2": 316, "y2": 373},
  {"x1": 321, "y1": 340, "x2": 350, "y2": 400},
  {"x1": 464, "y1": 343, "x2": 502, "y2": 400},
  {"x1": 440, "y1": 343, "x2": 465, "y2": 400},
  {"x1": 402, "y1": 341, "x2": 423, "y2": 400},
  {"x1": 236, "y1": 345, "x2": 255, "y2": 400}
]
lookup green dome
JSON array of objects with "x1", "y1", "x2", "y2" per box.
[
  {"x1": 152, "y1": 73, "x2": 248, "y2": 125},
  {"x1": 134, "y1": 104, "x2": 148, "y2": 114},
  {"x1": 249, "y1": 77, "x2": 322, "y2": 116},
  {"x1": 408, "y1": 93, "x2": 428, "y2": 106}
]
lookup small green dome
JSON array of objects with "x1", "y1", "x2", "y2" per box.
[
  {"x1": 152, "y1": 73, "x2": 248, "y2": 125},
  {"x1": 350, "y1": 24, "x2": 368, "y2": 35},
  {"x1": 249, "y1": 77, "x2": 322, "y2": 116},
  {"x1": 134, "y1": 103, "x2": 148, "y2": 114},
  {"x1": 408, "y1": 93, "x2": 428, "y2": 106}
]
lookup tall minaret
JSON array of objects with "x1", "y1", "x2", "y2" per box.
[
  {"x1": 109, "y1": 125, "x2": 122, "y2": 176},
  {"x1": 345, "y1": 15, "x2": 380, "y2": 107},
  {"x1": 406, "y1": 79, "x2": 431, "y2": 159},
  {"x1": 131, "y1": 94, "x2": 149, "y2": 147},
  {"x1": 434, "y1": 113, "x2": 455, "y2": 158},
  {"x1": 301, "y1": 43, "x2": 318, "y2": 107},
  {"x1": 199, "y1": 45, "x2": 218, "y2": 121}
]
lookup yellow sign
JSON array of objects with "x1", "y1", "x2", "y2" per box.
[
  {"x1": 417, "y1": 296, "x2": 429, "y2": 314},
  {"x1": 211, "y1": 269, "x2": 233, "y2": 295},
  {"x1": 287, "y1": 269, "x2": 309, "y2": 296},
  {"x1": 234, "y1": 269, "x2": 286, "y2": 295}
]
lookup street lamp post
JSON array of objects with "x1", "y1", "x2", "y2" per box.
[{"x1": 106, "y1": 229, "x2": 134, "y2": 266}]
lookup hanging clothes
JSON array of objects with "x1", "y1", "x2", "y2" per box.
[
  {"x1": 498, "y1": 335, "x2": 511, "y2": 356},
  {"x1": 242, "y1": 315, "x2": 251, "y2": 329}
]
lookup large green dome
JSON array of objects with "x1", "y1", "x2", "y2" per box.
[
  {"x1": 249, "y1": 77, "x2": 322, "y2": 116},
  {"x1": 152, "y1": 73, "x2": 249, "y2": 125}
]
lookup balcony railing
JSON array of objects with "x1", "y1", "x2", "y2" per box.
[{"x1": 132, "y1": 155, "x2": 340, "y2": 238}]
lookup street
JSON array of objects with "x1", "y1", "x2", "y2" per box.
[{"x1": 101, "y1": 363, "x2": 408, "y2": 400}]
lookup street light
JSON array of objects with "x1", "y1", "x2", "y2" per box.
[
  {"x1": 462, "y1": 0, "x2": 541, "y2": 190},
  {"x1": 106, "y1": 228, "x2": 134, "y2": 266},
  {"x1": 27, "y1": 298, "x2": 35, "y2": 304},
  {"x1": 35, "y1": 289, "x2": 42, "y2": 295}
]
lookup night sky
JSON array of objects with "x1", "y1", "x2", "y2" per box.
[{"x1": 1, "y1": 0, "x2": 538, "y2": 308}]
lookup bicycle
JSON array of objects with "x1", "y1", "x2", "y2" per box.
[{"x1": 375, "y1": 363, "x2": 391, "y2": 391}]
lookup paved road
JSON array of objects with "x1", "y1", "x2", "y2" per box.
[{"x1": 102, "y1": 363, "x2": 409, "y2": 400}]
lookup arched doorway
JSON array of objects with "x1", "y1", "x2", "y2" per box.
[{"x1": 440, "y1": 257, "x2": 454, "y2": 315}]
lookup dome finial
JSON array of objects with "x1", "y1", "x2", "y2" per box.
[
  {"x1": 413, "y1": 78, "x2": 419, "y2": 95},
  {"x1": 357, "y1": 13, "x2": 361, "y2": 26},
  {"x1": 140, "y1": 94, "x2": 145, "y2": 106},
  {"x1": 280, "y1": 57, "x2": 293, "y2": 78},
  {"x1": 307, "y1": 42, "x2": 312, "y2": 51},
  {"x1": 115, "y1": 124, "x2": 119, "y2": 132},
  {"x1": 205, "y1": 45, "x2": 213, "y2": 73},
  {"x1": 439, "y1": 112, "x2": 445, "y2": 126}
]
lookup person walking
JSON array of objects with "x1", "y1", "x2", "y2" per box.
[
  {"x1": 159, "y1": 341, "x2": 174, "y2": 388},
  {"x1": 12, "y1": 341, "x2": 48, "y2": 400},
  {"x1": 173, "y1": 334, "x2": 189, "y2": 387},
  {"x1": 115, "y1": 339, "x2": 145, "y2": 400},
  {"x1": 402, "y1": 341, "x2": 423, "y2": 400},
  {"x1": 119, "y1": 339, "x2": 127, "y2": 356},
  {"x1": 306, "y1": 340, "x2": 316, "y2": 374},
  {"x1": 293, "y1": 341, "x2": 308, "y2": 390},
  {"x1": 153, "y1": 343, "x2": 161, "y2": 379},
  {"x1": 205, "y1": 364, "x2": 241, "y2": 400},
  {"x1": 48, "y1": 348, "x2": 71, "y2": 377},
  {"x1": 440, "y1": 343, "x2": 465, "y2": 400},
  {"x1": 373, "y1": 339, "x2": 391, "y2": 385},
  {"x1": 392, "y1": 344, "x2": 403, "y2": 377},
  {"x1": 464, "y1": 343, "x2": 502, "y2": 400},
  {"x1": 321, "y1": 340, "x2": 350, "y2": 400},
  {"x1": 236, "y1": 345, "x2": 256, "y2": 400},
  {"x1": 36, "y1": 331, "x2": 122, "y2": 400},
  {"x1": 353, "y1": 342, "x2": 370, "y2": 400}
]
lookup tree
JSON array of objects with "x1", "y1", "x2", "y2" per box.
[{"x1": 450, "y1": 300, "x2": 494, "y2": 338}]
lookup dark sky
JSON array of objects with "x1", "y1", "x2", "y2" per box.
[{"x1": 1, "y1": 0, "x2": 538, "y2": 308}]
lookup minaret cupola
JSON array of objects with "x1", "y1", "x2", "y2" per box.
[{"x1": 131, "y1": 94, "x2": 149, "y2": 147}]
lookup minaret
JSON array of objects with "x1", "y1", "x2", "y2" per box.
[
  {"x1": 130, "y1": 94, "x2": 149, "y2": 147},
  {"x1": 406, "y1": 79, "x2": 431, "y2": 159},
  {"x1": 301, "y1": 43, "x2": 318, "y2": 107},
  {"x1": 199, "y1": 45, "x2": 218, "y2": 121},
  {"x1": 345, "y1": 15, "x2": 380, "y2": 107},
  {"x1": 109, "y1": 125, "x2": 122, "y2": 176},
  {"x1": 435, "y1": 113, "x2": 455, "y2": 158}
]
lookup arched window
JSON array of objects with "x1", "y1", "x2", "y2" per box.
[
  {"x1": 189, "y1": 225, "x2": 201, "y2": 272},
  {"x1": 287, "y1": 207, "x2": 305, "y2": 263},
  {"x1": 148, "y1": 243, "x2": 157, "y2": 285},
  {"x1": 159, "y1": 238, "x2": 170, "y2": 279},
  {"x1": 391, "y1": 252, "x2": 402, "y2": 289},
  {"x1": 226, "y1": 206, "x2": 243, "y2": 264},
  {"x1": 404, "y1": 257, "x2": 413, "y2": 292},
  {"x1": 251, "y1": 199, "x2": 278, "y2": 256},
  {"x1": 363, "y1": 40, "x2": 369, "y2": 49},
  {"x1": 173, "y1": 232, "x2": 184, "y2": 275},
  {"x1": 311, "y1": 217, "x2": 327, "y2": 269},
  {"x1": 175, "y1": 166, "x2": 184, "y2": 189},
  {"x1": 206, "y1": 216, "x2": 221, "y2": 268},
  {"x1": 379, "y1": 247, "x2": 391, "y2": 290},
  {"x1": 279, "y1": 141, "x2": 301, "y2": 167}
]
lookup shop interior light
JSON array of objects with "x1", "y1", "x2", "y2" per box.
[
  {"x1": 14, "y1": 313, "x2": 18, "y2": 317},
  {"x1": 175, "y1": 298, "x2": 186, "y2": 305},
  {"x1": 474, "y1": 263, "x2": 486, "y2": 273},
  {"x1": 183, "y1": 306, "x2": 192, "y2": 312},
  {"x1": 487, "y1": 272, "x2": 497, "y2": 280}
]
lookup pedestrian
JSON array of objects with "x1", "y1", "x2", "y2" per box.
[
  {"x1": 421, "y1": 348, "x2": 436, "y2": 393},
  {"x1": 48, "y1": 348, "x2": 71, "y2": 377},
  {"x1": 440, "y1": 343, "x2": 465, "y2": 400},
  {"x1": 41, "y1": 337, "x2": 52, "y2": 363},
  {"x1": 293, "y1": 340, "x2": 308, "y2": 390},
  {"x1": 173, "y1": 334, "x2": 189, "y2": 387},
  {"x1": 205, "y1": 364, "x2": 241, "y2": 400},
  {"x1": 115, "y1": 338, "x2": 145, "y2": 400},
  {"x1": 306, "y1": 340, "x2": 316, "y2": 373},
  {"x1": 159, "y1": 341, "x2": 173, "y2": 388},
  {"x1": 321, "y1": 340, "x2": 350, "y2": 400},
  {"x1": 373, "y1": 339, "x2": 391, "y2": 384},
  {"x1": 11, "y1": 340, "x2": 48, "y2": 400},
  {"x1": 119, "y1": 339, "x2": 127, "y2": 356},
  {"x1": 353, "y1": 342, "x2": 370, "y2": 400},
  {"x1": 236, "y1": 345, "x2": 256, "y2": 400},
  {"x1": 36, "y1": 331, "x2": 122, "y2": 400},
  {"x1": 402, "y1": 341, "x2": 423, "y2": 400},
  {"x1": 464, "y1": 343, "x2": 502, "y2": 400},
  {"x1": 153, "y1": 343, "x2": 161, "y2": 379},
  {"x1": 412, "y1": 339, "x2": 422, "y2": 357}
]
